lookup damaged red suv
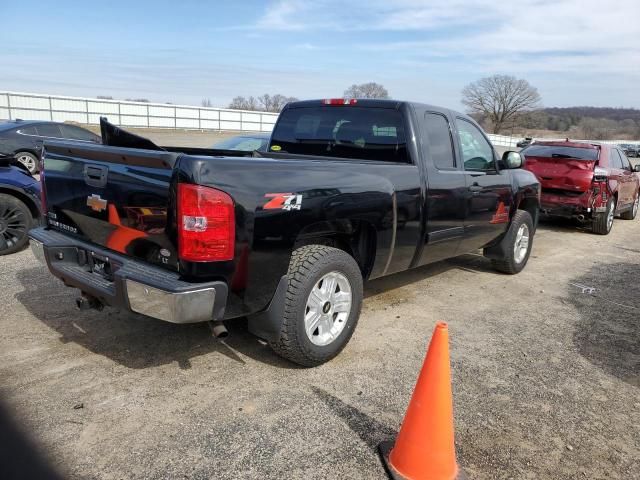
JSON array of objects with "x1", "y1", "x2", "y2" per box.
[{"x1": 521, "y1": 141, "x2": 640, "y2": 234}]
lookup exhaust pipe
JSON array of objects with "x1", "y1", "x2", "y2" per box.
[
  {"x1": 576, "y1": 214, "x2": 585, "y2": 222},
  {"x1": 75, "y1": 293, "x2": 104, "y2": 311},
  {"x1": 209, "y1": 320, "x2": 229, "y2": 339}
]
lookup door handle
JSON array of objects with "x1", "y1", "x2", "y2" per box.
[{"x1": 468, "y1": 184, "x2": 483, "y2": 192}]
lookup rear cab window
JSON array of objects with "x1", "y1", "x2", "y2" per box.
[
  {"x1": 522, "y1": 145, "x2": 599, "y2": 161},
  {"x1": 269, "y1": 106, "x2": 409, "y2": 163},
  {"x1": 424, "y1": 113, "x2": 456, "y2": 170}
]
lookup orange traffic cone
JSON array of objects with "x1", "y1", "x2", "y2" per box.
[{"x1": 379, "y1": 322, "x2": 465, "y2": 480}]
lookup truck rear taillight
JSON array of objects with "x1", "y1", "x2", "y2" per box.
[
  {"x1": 177, "y1": 184, "x2": 235, "y2": 262},
  {"x1": 322, "y1": 98, "x2": 358, "y2": 105}
]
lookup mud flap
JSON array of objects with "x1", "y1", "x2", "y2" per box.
[{"x1": 247, "y1": 275, "x2": 288, "y2": 342}]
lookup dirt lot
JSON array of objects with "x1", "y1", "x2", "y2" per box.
[{"x1": 1, "y1": 204, "x2": 639, "y2": 478}]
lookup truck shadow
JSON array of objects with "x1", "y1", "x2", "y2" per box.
[
  {"x1": 364, "y1": 253, "x2": 494, "y2": 298},
  {"x1": 538, "y1": 216, "x2": 592, "y2": 234},
  {"x1": 15, "y1": 253, "x2": 497, "y2": 371},
  {"x1": 14, "y1": 267, "x2": 299, "y2": 371},
  {"x1": 568, "y1": 262, "x2": 639, "y2": 387}
]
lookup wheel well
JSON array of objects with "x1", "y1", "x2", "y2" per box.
[
  {"x1": 294, "y1": 220, "x2": 376, "y2": 279},
  {"x1": 14, "y1": 150, "x2": 39, "y2": 163},
  {"x1": 518, "y1": 197, "x2": 539, "y2": 226},
  {"x1": 0, "y1": 188, "x2": 40, "y2": 221}
]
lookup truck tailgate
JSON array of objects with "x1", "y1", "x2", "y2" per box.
[{"x1": 41, "y1": 141, "x2": 180, "y2": 271}]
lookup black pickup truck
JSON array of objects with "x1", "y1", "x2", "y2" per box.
[{"x1": 30, "y1": 99, "x2": 540, "y2": 366}]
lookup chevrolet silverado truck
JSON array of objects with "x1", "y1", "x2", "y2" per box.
[
  {"x1": 29, "y1": 99, "x2": 540, "y2": 366},
  {"x1": 522, "y1": 140, "x2": 640, "y2": 234}
]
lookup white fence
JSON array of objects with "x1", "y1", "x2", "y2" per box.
[
  {"x1": 488, "y1": 133, "x2": 640, "y2": 148},
  {"x1": 2, "y1": 91, "x2": 638, "y2": 147},
  {"x1": 0, "y1": 91, "x2": 279, "y2": 132}
]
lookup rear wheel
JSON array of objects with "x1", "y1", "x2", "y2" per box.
[
  {"x1": 620, "y1": 194, "x2": 638, "y2": 220},
  {"x1": 593, "y1": 197, "x2": 615, "y2": 234},
  {"x1": 490, "y1": 210, "x2": 534, "y2": 274},
  {"x1": 0, "y1": 194, "x2": 33, "y2": 255},
  {"x1": 269, "y1": 245, "x2": 363, "y2": 367},
  {"x1": 15, "y1": 152, "x2": 38, "y2": 174}
]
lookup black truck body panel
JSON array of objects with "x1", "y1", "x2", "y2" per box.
[{"x1": 34, "y1": 100, "x2": 540, "y2": 326}]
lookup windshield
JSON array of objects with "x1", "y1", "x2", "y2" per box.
[
  {"x1": 522, "y1": 145, "x2": 599, "y2": 161},
  {"x1": 213, "y1": 135, "x2": 268, "y2": 151},
  {"x1": 269, "y1": 106, "x2": 408, "y2": 163}
]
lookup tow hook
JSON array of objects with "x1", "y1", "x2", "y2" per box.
[{"x1": 75, "y1": 293, "x2": 104, "y2": 311}]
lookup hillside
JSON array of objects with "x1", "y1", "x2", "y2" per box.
[{"x1": 542, "y1": 107, "x2": 640, "y2": 123}]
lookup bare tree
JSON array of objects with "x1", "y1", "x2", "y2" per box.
[
  {"x1": 462, "y1": 75, "x2": 541, "y2": 134},
  {"x1": 97, "y1": 95, "x2": 114, "y2": 100},
  {"x1": 228, "y1": 94, "x2": 298, "y2": 112},
  {"x1": 343, "y1": 82, "x2": 390, "y2": 99},
  {"x1": 228, "y1": 96, "x2": 259, "y2": 111},
  {"x1": 125, "y1": 98, "x2": 150, "y2": 103},
  {"x1": 201, "y1": 98, "x2": 213, "y2": 108}
]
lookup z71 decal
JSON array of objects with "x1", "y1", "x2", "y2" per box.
[{"x1": 263, "y1": 193, "x2": 303, "y2": 211}]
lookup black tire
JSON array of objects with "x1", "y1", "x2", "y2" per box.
[
  {"x1": 15, "y1": 151, "x2": 38, "y2": 174},
  {"x1": 620, "y1": 194, "x2": 638, "y2": 220},
  {"x1": 269, "y1": 245, "x2": 363, "y2": 367},
  {"x1": 490, "y1": 210, "x2": 534, "y2": 275},
  {"x1": 592, "y1": 197, "x2": 614, "y2": 234},
  {"x1": 0, "y1": 194, "x2": 33, "y2": 256}
]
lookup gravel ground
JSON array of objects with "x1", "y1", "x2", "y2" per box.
[{"x1": 1, "y1": 143, "x2": 639, "y2": 478}]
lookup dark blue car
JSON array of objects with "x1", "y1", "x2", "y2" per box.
[{"x1": 0, "y1": 158, "x2": 42, "y2": 255}]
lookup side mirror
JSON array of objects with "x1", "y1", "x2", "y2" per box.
[
  {"x1": 502, "y1": 151, "x2": 523, "y2": 169},
  {"x1": 634, "y1": 164, "x2": 640, "y2": 173}
]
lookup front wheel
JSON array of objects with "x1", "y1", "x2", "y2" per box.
[
  {"x1": 490, "y1": 210, "x2": 534, "y2": 274},
  {"x1": 269, "y1": 245, "x2": 363, "y2": 367}
]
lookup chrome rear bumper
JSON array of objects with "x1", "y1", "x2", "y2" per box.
[{"x1": 29, "y1": 228, "x2": 227, "y2": 324}]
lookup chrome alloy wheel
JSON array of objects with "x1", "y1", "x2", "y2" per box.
[
  {"x1": 16, "y1": 154, "x2": 36, "y2": 173},
  {"x1": 607, "y1": 201, "x2": 615, "y2": 231},
  {"x1": 633, "y1": 195, "x2": 639, "y2": 218},
  {"x1": 304, "y1": 271, "x2": 352, "y2": 346},
  {"x1": 514, "y1": 223, "x2": 530, "y2": 264}
]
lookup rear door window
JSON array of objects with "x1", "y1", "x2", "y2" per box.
[
  {"x1": 609, "y1": 149, "x2": 622, "y2": 169},
  {"x1": 424, "y1": 113, "x2": 455, "y2": 170},
  {"x1": 16, "y1": 126, "x2": 37, "y2": 135},
  {"x1": 269, "y1": 106, "x2": 409, "y2": 163},
  {"x1": 36, "y1": 124, "x2": 63, "y2": 138},
  {"x1": 60, "y1": 125, "x2": 98, "y2": 142}
]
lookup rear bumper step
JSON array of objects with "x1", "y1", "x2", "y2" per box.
[{"x1": 29, "y1": 227, "x2": 228, "y2": 323}]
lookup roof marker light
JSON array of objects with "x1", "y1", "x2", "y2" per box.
[{"x1": 322, "y1": 98, "x2": 358, "y2": 105}]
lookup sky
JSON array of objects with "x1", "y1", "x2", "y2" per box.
[{"x1": 1, "y1": 0, "x2": 639, "y2": 111}]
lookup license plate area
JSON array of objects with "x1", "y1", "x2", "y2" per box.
[{"x1": 77, "y1": 249, "x2": 117, "y2": 281}]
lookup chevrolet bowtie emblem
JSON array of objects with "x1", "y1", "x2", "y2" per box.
[{"x1": 87, "y1": 194, "x2": 107, "y2": 212}]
